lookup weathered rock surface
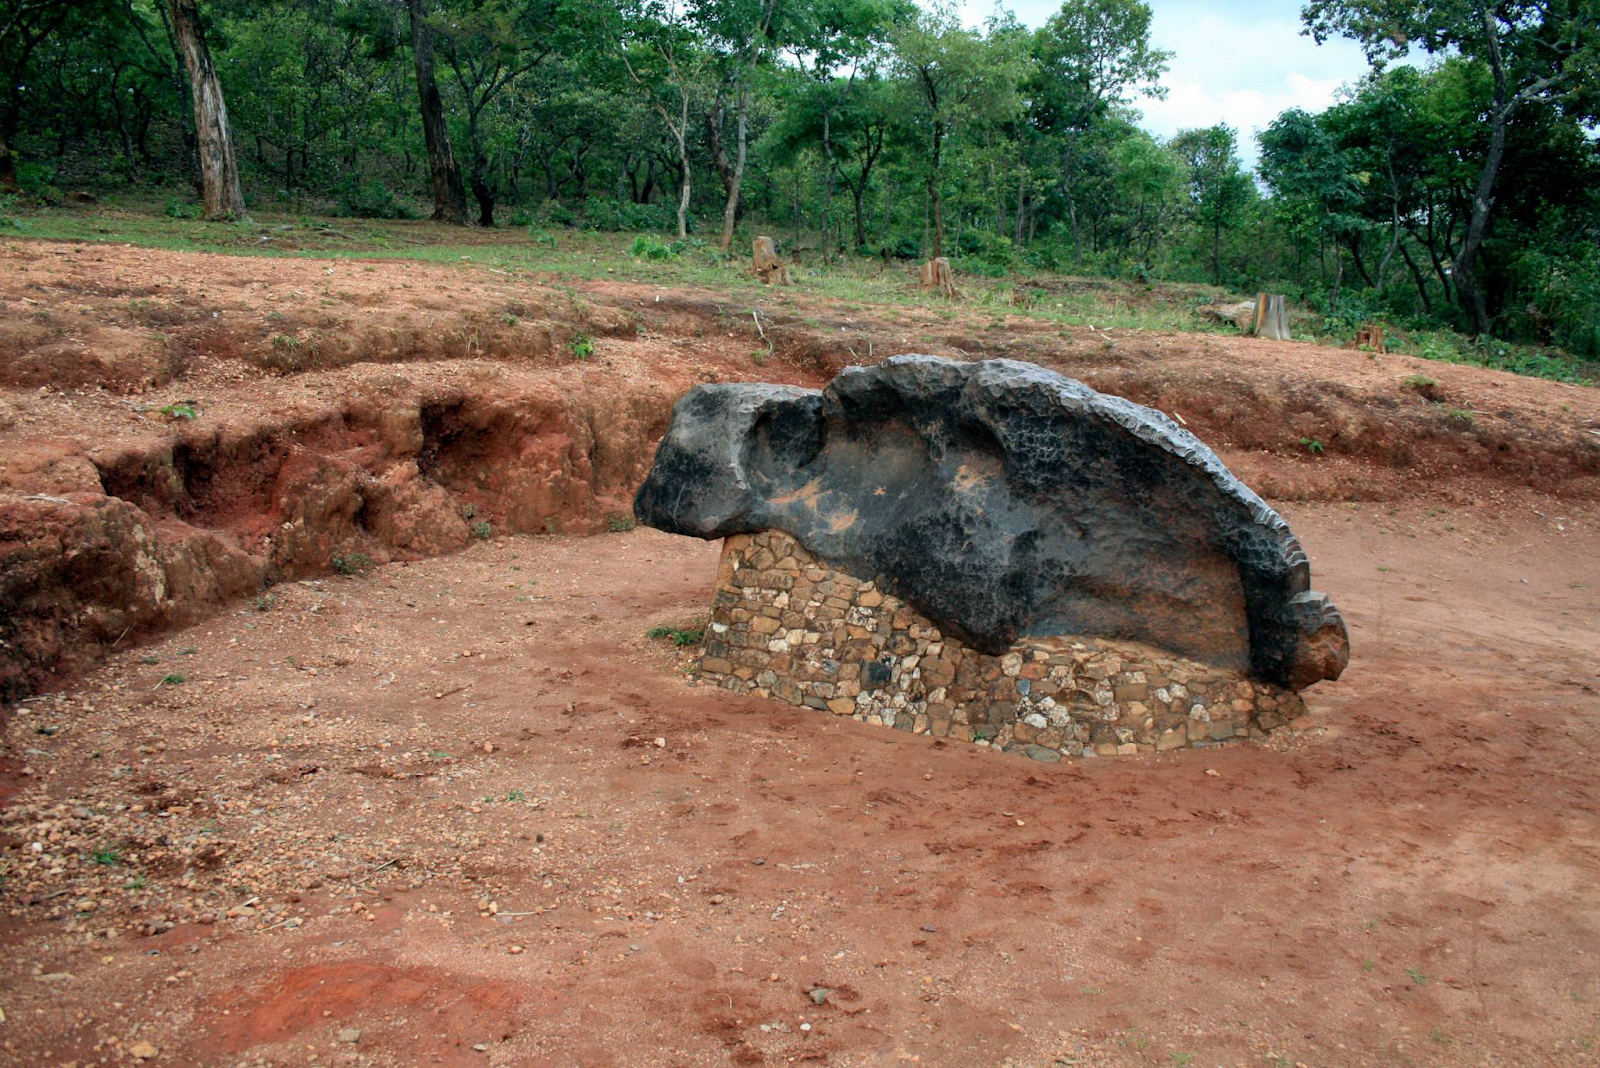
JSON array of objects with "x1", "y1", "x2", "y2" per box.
[{"x1": 634, "y1": 355, "x2": 1348, "y2": 689}]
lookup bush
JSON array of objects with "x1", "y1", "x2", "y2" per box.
[
  {"x1": 630, "y1": 234, "x2": 678, "y2": 261},
  {"x1": 544, "y1": 200, "x2": 578, "y2": 227},
  {"x1": 332, "y1": 550, "x2": 373, "y2": 576},
  {"x1": 163, "y1": 198, "x2": 196, "y2": 219},
  {"x1": 333, "y1": 177, "x2": 414, "y2": 220},
  {"x1": 582, "y1": 196, "x2": 671, "y2": 232},
  {"x1": 527, "y1": 225, "x2": 558, "y2": 248},
  {"x1": 957, "y1": 229, "x2": 1015, "y2": 270}
]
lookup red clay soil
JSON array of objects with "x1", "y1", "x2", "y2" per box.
[{"x1": 2, "y1": 239, "x2": 1600, "y2": 1066}]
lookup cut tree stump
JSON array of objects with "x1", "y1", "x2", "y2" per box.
[
  {"x1": 1354, "y1": 324, "x2": 1387, "y2": 352},
  {"x1": 753, "y1": 236, "x2": 790, "y2": 285},
  {"x1": 1253, "y1": 293, "x2": 1289, "y2": 340},
  {"x1": 920, "y1": 257, "x2": 959, "y2": 299}
]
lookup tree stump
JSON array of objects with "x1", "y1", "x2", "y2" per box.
[
  {"x1": 753, "y1": 236, "x2": 790, "y2": 285},
  {"x1": 1253, "y1": 293, "x2": 1289, "y2": 340},
  {"x1": 1354, "y1": 324, "x2": 1387, "y2": 352},
  {"x1": 920, "y1": 257, "x2": 959, "y2": 299}
]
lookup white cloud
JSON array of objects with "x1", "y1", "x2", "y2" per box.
[{"x1": 931, "y1": 0, "x2": 1374, "y2": 167}]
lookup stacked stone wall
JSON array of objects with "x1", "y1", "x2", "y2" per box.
[{"x1": 699, "y1": 531, "x2": 1312, "y2": 760}]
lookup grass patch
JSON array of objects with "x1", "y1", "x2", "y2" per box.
[
  {"x1": 7, "y1": 196, "x2": 1594, "y2": 385},
  {"x1": 646, "y1": 623, "x2": 704, "y2": 647}
]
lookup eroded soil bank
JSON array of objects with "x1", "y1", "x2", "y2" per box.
[
  {"x1": 1, "y1": 238, "x2": 1599, "y2": 1065},
  {"x1": 4, "y1": 240, "x2": 1598, "y2": 703}
]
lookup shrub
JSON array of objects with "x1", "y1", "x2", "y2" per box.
[
  {"x1": 570, "y1": 333, "x2": 595, "y2": 360},
  {"x1": 582, "y1": 196, "x2": 671, "y2": 232},
  {"x1": 471, "y1": 521, "x2": 493, "y2": 539},
  {"x1": 527, "y1": 226, "x2": 558, "y2": 248},
  {"x1": 607, "y1": 513, "x2": 636, "y2": 532},
  {"x1": 646, "y1": 624, "x2": 703, "y2": 647},
  {"x1": 332, "y1": 550, "x2": 373, "y2": 576},
  {"x1": 163, "y1": 198, "x2": 196, "y2": 219},
  {"x1": 630, "y1": 234, "x2": 678, "y2": 261},
  {"x1": 542, "y1": 200, "x2": 578, "y2": 227},
  {"x1": 333, "y1": 177, "x2": 414, "y2": 220}
]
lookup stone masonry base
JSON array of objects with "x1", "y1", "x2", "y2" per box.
[{"x1": 698, "y1": 532, "x2": 1311, "y2": 761}]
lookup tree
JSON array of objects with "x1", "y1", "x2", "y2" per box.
[
  {"x1": 698, "y1": 0, "x2": 783, "y2": 250},
  {"x1": 784, "y1": 0, "x2": 908, "y2": 254},
  {"x1": 0, "y1": 0, "x2": 84, "y2": 191},
  {"x1": 1171, "y1": 124, "x2": 1251, "y2": 285},
  {"x1": 166, "y1": 0, "x2": 246, "y2": 218},
  {"x1": 408, "y1": 0, "x2": 467, "y2": 224},
  {"x1": 1027, "y1": 0, "x2": 1169, "y2": 261},
  {"x1": 1303, "y1": 0, "x2": 1600, "y2": 334},
  {"x1": 1259, "y1": 108, "x2": 1363, "y2": 311},
  {"x1": 437, "y1": 0, "x2": 560, "y2": 226},
  {"x1": 890, "y1": 3, "x2": 1022, "y2": 259},
  {"x1": 618, "y1": 0, "x2": 707, "y2": 239}
]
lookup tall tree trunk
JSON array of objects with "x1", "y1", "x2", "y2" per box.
[
  {"x1": 719, "y1": 84, "x2": 749, "y2": 251},
  {"x1": 1399, "y1": 244, "x2": 1433, "y2": 314},
  {"x1": 927, "y1": 122, "x2": 944, "y2": 259},
  {"x1": 672, "y1": 101, "x2": 690, "y2": 239},
  {"x1": 407, "y1": 0, "x2": 466, "y2": 225},
  {"x1": 819, "y1": 106, "x2": 837, "y2": 263},
  {"x1": 0, "y1": 120, "x2": 19, "y2": 193},
  {"x1": 166, "y1": 0, "x2": 245, "y2": 220},
  {"x1": 851, "y1": 184, "x2": 866, "y2": 251},
  {"x1": 1452, "y1": 103, "x2": 1509, "y2": 336}
]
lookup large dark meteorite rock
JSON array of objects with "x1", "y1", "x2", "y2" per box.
[{"x1": 635, "y1": 356, "x2": 1347, "y2": 689}]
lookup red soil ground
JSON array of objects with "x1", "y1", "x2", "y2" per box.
[{"x1": 2, "y1": 239, "x2": 1599, "y2": 1066}]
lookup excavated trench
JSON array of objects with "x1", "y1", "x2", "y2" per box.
[{"x1": 0, "y1": 368, "x2": 680, "y2": 701}]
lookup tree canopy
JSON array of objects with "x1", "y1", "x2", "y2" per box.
[{"x1": 2, "y1": 0, "x2": 1597, "y2": 353}]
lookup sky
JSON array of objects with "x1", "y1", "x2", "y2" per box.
[{"x1": 943, "y1": 0, "x2": 1378, "y2": 167}]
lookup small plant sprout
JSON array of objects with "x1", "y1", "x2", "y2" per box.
[
  {"x1": 159, "y1": 672, "x2": 187, "y2": 686},
  {"x1": 1299, "y1": 437, "x2": 1325, "y2": 454},
  {"x1": 647, "y1": 623, "x2": 704, "y2": 646},
  {"x1": 570, "y1": 333, "x2": 595, "y2": 360},
  {"x1": 157, "y1": 401, "x2": 199, "y2": 419},
  {"x1": 471, "y1": 521, "x2": 493, "y2": 539},
  {"x1": 332, "y1": 550, "x2": 373, "y2": 576},
  {"x1": 607, "y1": 513, "x2": 636, "y2": 533}
]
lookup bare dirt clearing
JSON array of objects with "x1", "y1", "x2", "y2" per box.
[{"x1": 2, "y1": 238, "x2": 1600, "y2": 1066}]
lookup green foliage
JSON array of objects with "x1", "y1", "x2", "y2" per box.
[
  {"x1": 570, "y1": 333, "x2": 595, "y2": 360},
  {"x1": 606, "y1": 513, "x2": 636, "y2": 532},
  {"x1": 646, "y1": 624, "x2": 704, "y2": 647},
  {"x1": 159, "y1": 673, "x2": 186, "y2": 686},
  {"x1": 5, "y1": 0, "x2": 1596, "y2": 380},
  {"x1": 585, "y1": 198, "x2": 672, "y2": 232},
  {"x1": 631, "y1": 234, "x2": 679, "y2": 261},
  {"x1": 157, "y1": 402, "x2": 198, "y2": 420},
  {"x1": 333, "y1": 178, "x2": 415, "y2": 220},
  {"x1": 331, "y1": 550, "x2": 373, "y2": 576},
  {"x1": 90, "y1": 845, "x2": 122, "y2": 866},
  {"x1": 1299, "y1": 437, "x2": 1325, "y2": 454},
  {"x1": 471, "y1": 521, "x2": 493, "y2": 539}
]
